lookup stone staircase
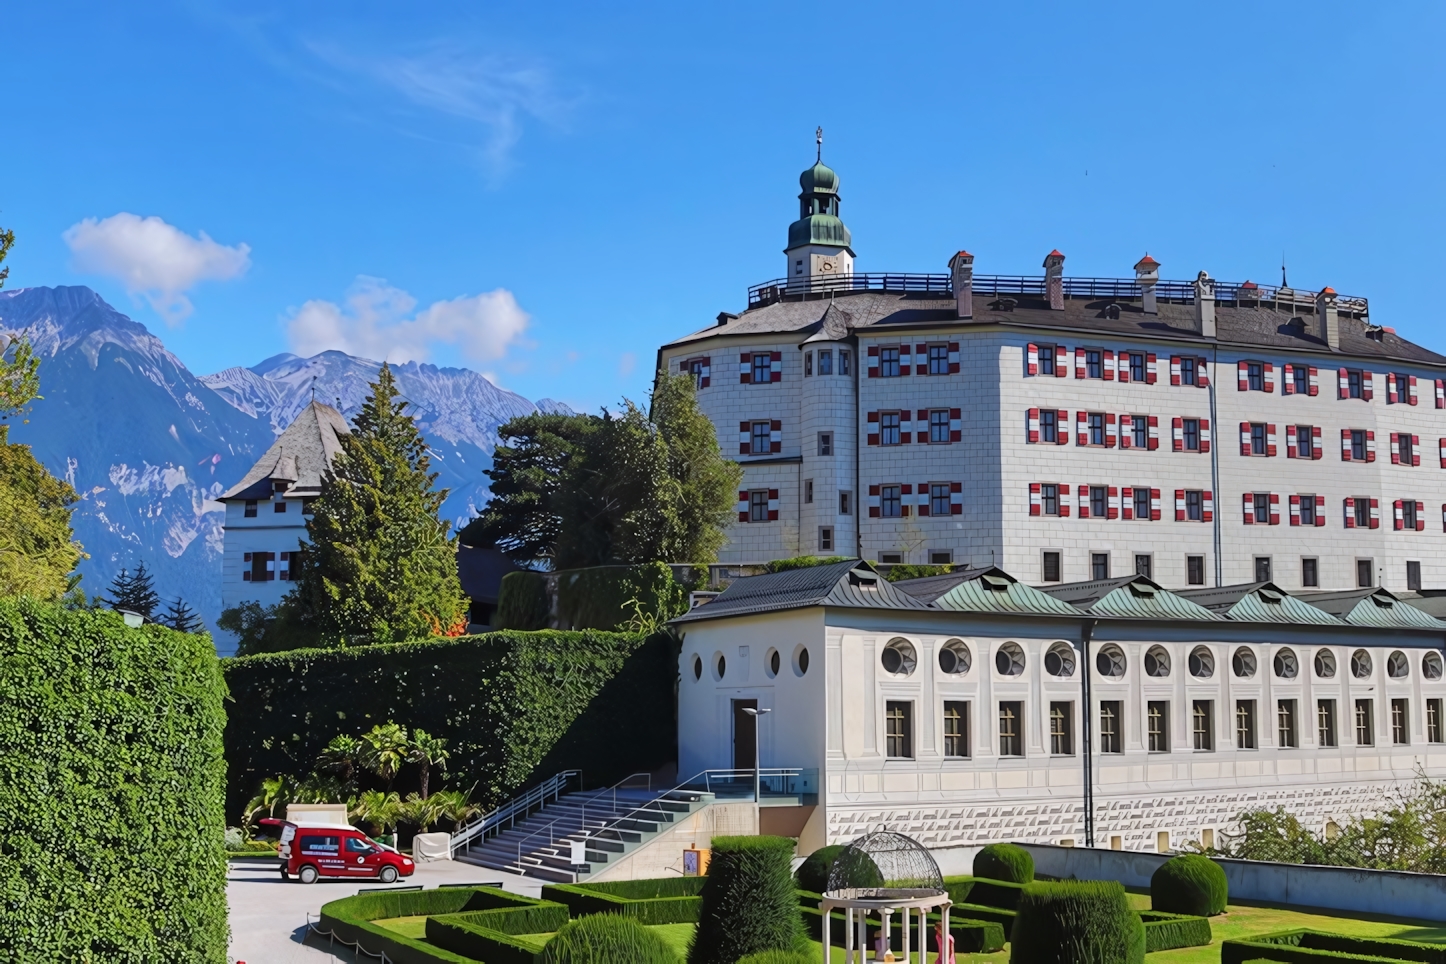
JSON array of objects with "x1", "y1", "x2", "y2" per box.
[{"x1": 454, "y1": 787, "x2": 713, "y2": 883}]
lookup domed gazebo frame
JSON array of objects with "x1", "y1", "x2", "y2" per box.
[{"x1": 817, "y1": 831, "x2": 952, "y2": 963}]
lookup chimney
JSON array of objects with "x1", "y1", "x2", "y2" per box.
[
  {"x1": 1043, "y1": 250, "x2": 1065, "y2": 310},
  {"x1": 1316, "y1": 287, "x2": 1339, "y2": 350},
  {"x1": 1193, "y1": 271, "x2": 1216, "y2": 337},
  {"x1": 1134, "y1": 254, "x2": 1160, "y2": 314},
  {"x1": 949, "y1": 250, "x2": 974, "y2": 318}
]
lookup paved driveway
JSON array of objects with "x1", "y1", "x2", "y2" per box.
[{"x1": 226, "y1": 856, "x2": 544, "y2": 964}]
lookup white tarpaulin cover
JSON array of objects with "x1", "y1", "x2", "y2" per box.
[{"x1": 412, "y1": 832, "x2": 452, "y2": 861}]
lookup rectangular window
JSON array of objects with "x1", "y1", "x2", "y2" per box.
[
  {"x1": 999, "y1": 701, "x2": 1023, "y2": 757},
  {"x1": 1392, "y1": 698, "x2": 1409, "y2": 745},
  {"x1": 880, "y1": 552, "x2": 902, "y2": 564},
  {"x1": 1293, "y1": 365, "x2": 1309, "y2": 395},
  {"x1": 943, "y1": 701, "x2": 969, "y2": 758},
  {"x1": 818, "y1": 526, "x2": 834, "y2": 552},
  {"x1": 1050, "y1": 702, "x2": 1074, "y2": 755},
  {"x1": 1254, "y1": 556, "x2": 1271, "y2": 583},
  {"x1": 928, "y1": 344, "x2": 949, "y2": 375},
  {"x1": 880, "y1": 347, "x2": 900, "y2": 378},
  {"x1": 1133, "y1": 488, "x2": 1151, "y2": 520},
  {"x1": 752, "y1": 353, "x2": 771, "y2": 384},
  {"x1": 881, "y1": 485, "x2": 901, "y2": 518},
  {"x1": 1253, "y1": 493, "x2": 1270, "y2": 524},
  {"x1": 274, "y1": 499, "x2": 287, "y2": 513},
  {"x1": 1251, "y1": 422, "x2": 1267, "y2": 455},
  {"x1": 1408, "y1": 561, "x2": 1422, "y2": 591},
  {"x1": 1400, "y1": 434, "x2": 1415, "y2": 464},
  {"x1": 1193, "y1": 700, "x2": 1214, "y2": 751},
  {"x1": 1236, "y1": 700, "x2": 1257, "y2": 749},
  {"x1": 1088, "y1": 412, "x2": 1105, "y2": 446},
  {"x1": 1041, "y1": 484, "x2": 1059, "y2": 517},
  {"x1": 1278, "y1": 699, "x2": 1298, "y2": 748},
  {"x1": 818, "y1": 349, "x2": 833, "y2": 375},
  {"x1": 803, "y1": 479, "x2": 813, "y2": 504},
  {"x1": 1043, "y1": 551, "x2": 1062, "y2": 583},
  {"x1": 930, "y1": 550, "x2": 952, "y2": 565},
  {"x1": 1131, "y1": 416, "x2": 1148, "y2": 449},
  {"x1": 1091, "y1": 552, "x2": 1109, "y2": 580},
  {"x1": 929, "y1": 409, "x2": 950, "y2": 444},
  {"x1": 1148, "y1": 701, "x2": 1170, "y2": 752},
  {"x1": 1038, "y1": 345, "x2": 1055, "y2": 376},
  {"x1": 1090, "y1": 486, "x2": 1107, "y2": 518},
  {"x1": 244, "y1": 500, "x2": 257, "y2": 518},
  {"x1": 930, "y1": 483, "x2": 950, "y2": 517},
  {"x1": 1353, "y1": 499, "x2": 1370, "y2": 528},
  {"x1": 1355, "y1": 699, "x2": 1374, "y2": 746},
  {"x1": 1297, "y1": 424, "x2": 1314, "y2": 458},
  {"x1": 1180, "y1": 356, "x2": 1197, "y2": 386},
  {"x1": 1040, "y1": 409, "x2": 1058, "y2": 443},
  {"x1": 1349, "y1": 369, "x2": 1363, "y2": 398},
  {"x1": 1183, "y1": 419, "x2": 1200, "y2": 451},
  {"x1": 1428, "y1": 699, "x2": 1443, "y2": 744},
  {"x1": 1403, "y1": 500, "x2": 1419, "y2": 529},
  {"x1": 839, "y1": 491, "x2": 852, "y2": 516},
  {"x1": 880, "y1": 412, "x2": 901, "y2": 446},
  {"x1": 818, "y1": 432, "x2": 833, "y2": 456},
  {"x1": 1187, "y1": 555, "x2": 1205, "y2": 585},
  {"x1": 839, "y1": 350, "x2": 851, "y2": 375},
  {"x1": 804, "y1": 352, "x2": 813, "y2": 377},
  {"x1": 1318, "y1": 699, "x2": 1338, "y2": 748},
  {"x1": 1392, "y1": 372, "x2": 1411, "y2": 402},
  {"x1": 749, "y1": 490, "x2": 769, "y2": 523},
  {"x1": 1135, "y1": 554, "x2": 1152, "y2": 578},
  {"x1": 689, "y1": 358, "x2": 707, "y2": 388},
  {"x1": 1086, "y1": 349, "x2": 1102, "y2": 379},
  {"x1": 751, "y1": 421, "x2": 770, "y2": 455},
  {"x1": 1129, "y1": 352, "x2": 1146, "y2": 383},
  {"x1": 1300, "y1": 496, "x2": 1316, "y2": 526},
  {"x1": 1302, "y1": 557, "x2": 1319, "y2": 587},
  {"x1": 1099, "y1": 701, "x2": 1122, "y2": 754},
  {"x1": 1186, "y1": 490, "x2": 1203, "y2": 521},
  {"x1": 885, "y1": 701, "x2": 913, "y2": 758},
  {"x1": 1248, "y1": 361, "x2": 1264, "y2": 391},
  {"x1": 1351, "y1": 430, "x2": 1367, "y2": 461},
  {"x1": 1358, "y1": 560, "x2": 1374, "y2": 588}
]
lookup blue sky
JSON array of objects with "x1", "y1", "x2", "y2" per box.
[{"x1": 3, "y1": 2, "x2": 1443, "y2": 411}]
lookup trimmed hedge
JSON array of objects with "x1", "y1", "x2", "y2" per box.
[
  {"x1": 556, "y1": 563, "x2": 687, "y2": 631},
  {"x1": 944, "y1": 875, "x2": 1027, "y2": 911},
  {"x1": 975, "y1": 843, "x2": 1035, "y2": 883},
  {"x1": 541, "y1": 913, "x2": 677, "y2": 964},
  {"x1": 496, "y1": 571, "x2": 550, "y2": 630},
  {"x1": 1139, "y1": 911, "x2": 1213, "y2": 953},
  {"x1": 1151, "y1": 853, "x2": 1229, "y2": 916},
  {"x1": 1009, "y1": 880, "x2": 1146, "y2": 964},
  {"x1": 563, "y1": 877, "x2": 705, "y2": 899},
  {"x1": 427, "y1": 904, "x2": 567, "y2": 964},
  {"x1": 0, "y1": 599, "x2": 228, "y2": 962},
  {"x1": 798, "y1": 906, "x2": 1005, "y2": 956},
  {"x1": 542, "y1": 880, "x2": 702, "y2": 925},
  {"x1": 690, "y1": 835, "x2": 805, "y2": 964},
  {"x1": 223, "y1": 629, "x2": 677, "y2": 818},
  {"x1": 320, "y1": 887, "x2": 529, "y2": 964},
  {"x1": 1222, "y1": 930, "x2": 1446, "y2": 964},
  {"x1": 793, "y1": 844, "x2": 846, "y2": 893}
]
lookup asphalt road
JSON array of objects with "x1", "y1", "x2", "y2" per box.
[{"x1": 226, "y1": 856, "x2": 544, "y2": 964}]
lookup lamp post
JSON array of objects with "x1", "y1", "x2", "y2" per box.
[{"x1": 742, "y1": 706, "x2": 771, "y2": 802}]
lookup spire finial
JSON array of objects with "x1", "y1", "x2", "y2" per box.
[
  {"x1": 310, "y1": 375, "x2": 316, "y2": 404},
  {"x1": 1281, "y1": 252, "x2": 1288, "y2": 288},
  {"x1": 815, "y1": 126, "x2": 823, "y2": 163}
]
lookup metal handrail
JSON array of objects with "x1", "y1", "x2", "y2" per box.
[{"x1": 451, "y1": 769, "x2": 580, "y2": 856}]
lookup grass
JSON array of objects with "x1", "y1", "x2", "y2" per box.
[{"x1": 372, "y1": 915, "x2": 430, "y2": 939}]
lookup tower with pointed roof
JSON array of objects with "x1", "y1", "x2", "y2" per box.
[{"x1": 785, "y1": 130, "x2": 855, "y2": 288}]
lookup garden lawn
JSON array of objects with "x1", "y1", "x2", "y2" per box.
[{"x1": 372, "y1": 916, "x2": 430, "y2": 940}]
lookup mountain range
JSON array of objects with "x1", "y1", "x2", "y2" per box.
[{"x1": 0, "y1": 285, "x2": 565, "y2": 637}]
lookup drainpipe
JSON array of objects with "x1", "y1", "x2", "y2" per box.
[
  {"x1": 1209, "y1": 345, "x2": 1222, "y2": 586},
  {"x1": 1080, "y1": 618, "x2": 1097, "y2": 848}
]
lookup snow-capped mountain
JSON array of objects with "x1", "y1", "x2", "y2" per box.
[{"x1": 0, "y1": 285, "x2": 566, "y2": 637}]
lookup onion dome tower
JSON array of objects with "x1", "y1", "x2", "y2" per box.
[{"x1": 784, "y1": 127, "x2": 855, "y2": 288}]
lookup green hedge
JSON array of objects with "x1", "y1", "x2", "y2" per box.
[
  {"x1": 564, "y1": 877, "x2": 705, "y2": 899},
  {"x1": 541, "y1": 913, "x2": 677, "y2": 964},
  {"x1": 793, "y1": 844, "x2": 845, "y2": 893},
  {"x1": 495, "y1": 563, "x2": 690, "y2": 633},
  {"x1": 738, "y1": 952, "x2": 814, "y2": 964},
  {"x1": 1009, "y1": 880, "x2": 1145, "y2": 964},
  {"x1": 1139, "y1": 911, "x2": 1213, "y2": 953},
  {"x1": 690, "y1": 835, "x2": 805, "y2": 964},
  {"x1": 0, "y1": 599, "x2": 228, "y2": 962},
  {"x1": 496, "y1": 572, "x2": 550, "y2": 630},
  {"x1": 974, "y1": 843, "x2": 1035, "y2": 883},
  {"x1": 320, "y1": 887, "x2": 524, "y2": 964},
  {"x1": 944, "y1": 875, "x2": 1026, "y2": 911},
  {"x1": 1222, "y1": 930, "x2": 1446, "y2": 964},
  {"x1": 223, "y1": 629, "x2": 677, "y2": 818},
  {"x1": 1151, "y1": 854, "x2": 1229, "y2": 916},
  {"x1": 426, "y1": 905, "x2": 566, "y2": 964},
  {"x1": 542, "y1": 881, "x2": 702, "y2": 925},
  {"x1": 798, "y1": 906, "x2": 1005, "y2": 955}
]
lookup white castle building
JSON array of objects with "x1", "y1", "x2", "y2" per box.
[{"x1": 657, "y1": 154, "x2": 1446, "y2": 595}]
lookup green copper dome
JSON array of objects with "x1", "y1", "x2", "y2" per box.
[
  {"x1": 800, "y1": 161, "x2": 839, "y2": 195},
  {"x1": 787, "y1": 159, "x2": 853, "y2": 253}
]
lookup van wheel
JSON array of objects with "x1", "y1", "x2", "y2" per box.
[
  {"x1": 298, "y1": 865, "x2": 319, "y2": 884},
  {"x1": 379, "y1": 866, "x2": 399, "y2": 884}
]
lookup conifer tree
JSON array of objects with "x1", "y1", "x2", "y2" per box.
[
  {"x1": 651, "y1": 370, "x2": 742, "y2": 564},
  {"x1": 288, "y1": 364, "x2": 467, "y2": 644},
  {"x1": 106, "y1": 560, "x2": 159, "y2": 620},
  {"x1": 160, "y1": 597, "x2": 202, "y2": 633}
]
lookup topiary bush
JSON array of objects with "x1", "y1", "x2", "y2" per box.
[
  {"x1": 689, "y1": 835, "x2": 805, "y2": 964},
  {"x1": 541, "y1": 913, "x2": 677, "y2": 964},
  {"x1": 794, "y1": 844, "x2": 846, "y2": 892},
  {"x1": 975, "y1": 842, "x2": 1035, "y2": 883},
  {"x1": 495, "y1": 571, "x2": 551, "y2": 630},
  {"x1": 1151, "y1": 853, "x2": 1229, "y2": 916},
  {"x1": 1010, "y1": 881, "x2": 1146, "y2": 964}
]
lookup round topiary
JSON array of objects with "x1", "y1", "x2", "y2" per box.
[
  {"x1": 737, "y1": 953, "x2": 814, "y2": 964},
  {"x1": 688, "y1": 835, "x2": 806, "y2": 964},
  {"x1": 541, "y1": 914, "x2": 677, "y2": 964},
  {"x1": 974, "y1": 843, "x2": 1035, "y2": 883},
  {"x1": 1151, "y1": 854, "x2": 1228, "y2": 916},
  {"x1": 794, "y1": 844, "x2": 846, "y2": 893},
  {"x1": 1010, "y1": 880, "x2": 1145, "y2": 964}
]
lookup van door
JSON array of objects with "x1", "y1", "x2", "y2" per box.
[
  {"x1": 732, "y1": 698, "x2": 758, "y2": 771},
  {"x1": 297, "y1": 834, "x2": 343, "y2": 875},
  {"x1": 344, "y1": 835, "x2": 381, "y2": 875}
]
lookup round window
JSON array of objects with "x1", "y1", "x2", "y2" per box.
[
  {"x1": 1144, "y1": 646, "x2": 1170, "y2": 678},
  {"x1": 995, "y1": 643, "x2": 1025, "y2": 676},
  {"x1": 1188, "y1": 647, "x2": 1215, "y2": 679},
  {"x1": 881, "y1": 638, "x2": 917, "y2": 676},
  {"x1": 692, "y1": 655, "x2": 702, "y2": 681},
  {"x1": 1314, "y1": 649, "x2": 1337, "y2": 679},
  {"x1": 1232, "y1": 647, "x2": 1257, "y2": 679},
  {"x1": 1351, "y1": 649, "x2": 1373, "y2": 679},
  {"x1": 1387, "y1": 650, "x2": 1409, "y2": 679},
  {"x1": 1424, "y1": 651, "x2": 1443, "y2": 680},
  {"x1": 1274, "y1": 648, "x2": 1299, "y2": 679},
  {"x1": 1045, "y1": 643, "x2": 1076, "y2": 677},
  {"x1": 1095, "y1": 645, "x2": 1126, "y2": 678},
  {"x1": 938, "y1": 639, "x2": 972, "y2": 675}
]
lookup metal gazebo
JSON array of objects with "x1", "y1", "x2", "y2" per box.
[{"x1": 818, "y1": 831, "x2": 952, "y2": 963}]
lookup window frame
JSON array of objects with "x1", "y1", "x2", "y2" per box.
[
  {"x1": 1187, "y1": 555, "x2": 1205, "y2": 586},
  {"x1": 748, "y1": 490, "x2": 769, "y2": 523},
  {"x1": 1091, "y1": 552, "x2": 1109, "y2": 580},
  {"x1": 1293, "y1": 365, "x2": 1309, "y2": 395},
  {"x1": 1355, "y1": 698, "x2": 1375, "y2": 746},
  {"x1": 1193, "y1": 700, "x2": 1214, "y2": 751},
  {"x1": 1042, "y1": 550, "x2": 1062, "y2": 583},
  {"x1": 750, "y1": 420, "x2": 771, "y2": 455},
  {"x1": 1041, "y1": 484, "x2": 1060, "y2": 517},
  {"x1": 1278, "y1": 699, "x2": 1298, "y2": 748},
  {"x1": 839, "y1": 491, "x2": 852, "y2": 516},
  {"x1": 929, "y1": 409, "x2": 950, "y2": 444},
  {"x1": 1050, "y1": 701, "x2": 1074, "y2": 756},
  {"x1": 1098, "y1": 701, "x2": 1123, "y2": 754},
  {"x1": 1128, "y1": 352, "x2": 1146, "y2": 383},
  {"x1": 751, "y1": 353, "x2": 771, "y2": 384},
  {"x1": 1085, "y1": 348, "x2": 1103, "y2": 379},
  {"x1": 1131, "y1": 416, "x2": 1148, "y2": 449},
  {"x1": 943, "y1": 700, "x2": 970, "y2": 758},
  {"x1": 1133, "y1": 487, "x2": 1151, "y2": 520},
  {"x1": 1428, "y1": 698, "x2": 1444, "y2": 744},
  {"x1": 1302, "y1": 557, "x2": 1320, "y2": 588},
  {"x1": 1186, "y1": 490, "x2": 1203, "y2": 521},
  {"x1": 818, "y1": 432, "x2": 833, "y2": 456},
  {"x1": 1180, "y1": 356, "x2": 1197, "y2": 386},
  {"x1": 1147, "y1": 701, "x2": 1170, "y2": 753},
  {"x1": 1247, "y1": 361, "x2": 1264, "y2": 392},
  {"x1": 885, "y1": 700, "x2": 914, "y2": 759},
  {"x1": 1183, "y1": 418, "x2": 1201, "y2": 451},
  {"x1": 928, "y1": 344, "x2": 949, "y2": 376},
  {"x1": 1348, "y1": 369, "x2": 1364, "y2": 399},
  {"x1": 998, "y1": 701, "x2": 1024, "y2": 757},
  {"x1": 930, "y1": 483, "x2": 950, "y2": 517},
  {"x1": 1318, "y1": 699, "x2": 1338, "y2": 748},
  {"x1": 880, "y1": 485, "x2": 902, "y2": 519},
  {"x1": 817, "y1": 349, "x2": 832, "y2": 375},
  {"x1": 1038, "y1": 344, "x2": 1056, "y2": 376},
  {"x1": 1236, "y1": 699, "x2": 1257, "y2": 749},
  {"x1": 879, "y1": 347, "x2": 901, "y2": 378},
  {"x1": 818, "y1": 526, "x2": 834, "y2": 552},
  {"x1": 1391, "y1": 698, "x2": 1409, "y2": 746}
]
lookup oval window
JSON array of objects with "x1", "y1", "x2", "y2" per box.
[
  {"x1": 1232, "y1": 647, "x2": 1257, "y2": 679},
  {"x1": 1351, "y1": 649, "x2": 1373, "y2": 679},
  {"x1": 995, "y1": 643, "x2": 1025, "y2": 676},
  {"x1": 882, "y1": 638, "x2": 917, "y2": 676},
  {"x1": 797, "y1": 647, "x2": 810, "y2": 675},
  {"x1": 692, "y1": 655, "x2": 702, "y2": 681},
  {"x1": 1188, "y1": 647, "x2": 1214, "y2": 679},
  {"x1": 1424, "y1": 651, "x2": 1443, "y2": 680},
  {"x1": 715, "y1": 653, "x2": 727, "y2": 680},
  {"x1": 1095, "y1": 645, "x2": 1126, "y2": 678},
  {"x1": 1387, "y1": 650, "x2": 1409, "y2": 679},
  {"x1": 938, "y1": 639, "x2": 972, "y2": 675},
  {"x1": 1274, "y1": 648, "x2": 1299, "y2": 679},
  {"x1": 1045, "y1": 643, "x2": 1076, "y2": 677},
  {"x1": 767, "y1": 648, "x2": 781, "y2": 678},
  {"x1": 1144, "y1": 646, "x2": 1170, "y2": 678},
  {"x1": 1314, "y1": 649, "x2": 1337, "y2": 679}
]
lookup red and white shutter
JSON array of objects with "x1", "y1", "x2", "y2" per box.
[
  {"x1": 1119, "y1": 414, "x2": 1132, "y2": 449},
  {"x1": 1059, "y1": 484, "x2": 1072, "y2": 517},
  {"x1": 1105, "y1": 413, "x2": 1117, "y2": 447},
  {"x1": 1363, "y1": 371, "x2": 1374, "y2": 401},
  {"x1": 1341, "y1": 429, "x2": 1351, "y2": 461},
  {"x1": 1437, "y1": 379, "x2": 1445, "y2": 409},
  {"x1": 1267, "y1": 424, "x2": 1277, "y2": 457},
  {"x1": 1170, "y1": 355, "x2": 1182, "y2": 386},
  {"x1": 1239, "y1": 422, "x2": 1251, "y2": 456},
  {"x1": 1117, "y1": 353, "x2": 1130, "y2": 382},
  {"x1": 1175, "y1": 489, "x2": 1186, "y2": 521},
  {"x1": 1197, "y1": 359, "x2": 1210, "y2": 388},
  {"x1": 1270, "y1": 493, "x2": 1281, "y2": 525},
  {"x1": 916, "y1": 345, "x2": 928, "y2": 376},
  {"x1": 1286, "y1": 425, "x2": 1298, "y2": 459},
  {"x1": 1344, "y1": 497, "x2": 1356, "y2": 529},
  {"x1": 1122, "y1": 487, "x2": 1134, "y2": 520},
  {"x1": 1289, "y1": 495, "x2": 1301, "y2": 526},
  {"x1": 916, "y1": 481, "x2": 930, "y2": 515},
  {"x1": 1027, "y1": 343, "x2": 1039, "y2": 376},
  {"x1": 1312, "y1": 426, "x2": 1322, "y2": 460},
  {"x1": 867, "y1": 346, "x2": 880, "y2": 378},
  {"x1": 1263, "y1": 362, "x2": 1274, "y2": 393},
  {"x1": 1078, "y1": 484, "x2": 1091, "y2": 519},
  {"x1": 1242, "y1": 493, "x2": 1255, "y2": 524},
  {"x1": 1056, "y1": 409, "x2": 1069, "y2": 445},
  {"x1": 1075, "y1": 348, "x2": 1086, "y2": 379},
  {"x1": 1148, "y1": 416, "x2": 1159, "y2": 450},
  {"x1": 1203, "y1": 491, "x2": 1214, "y2": 522},
  {"x1": 1417, "y1": 501, "x2": 1427, "y2": 531},
  {"x1": 867, "y1": 411, "x2": 879, "y2": 446},
  {"x1": 1077, "y1": 411, "x2": 1088, "y2": 446},
  {"x1": 770, "y1": 352, "x2": 782, "y2": 382},
  {"x1": 1200, "y1": 419, "x2": 1211, "y2": 453},
  {"x1": 899, "y1": 412, "x2": 912, "y2": 445},
  {"x1": 1440, "y1": 438, "x2": 1446, "y2": 468},
  {"x1": 1150, "y1": 488, "x2": 1162, "y2": 521},
  {"x1": 1172, "y1": 417, "x2": 1184, "y2": 452},
  {"x1": 767, "y1": 489, "x2": 779, "y2": 520},
  {"x1": 868, "y1": 484, "x2": 881, "y2": 518},
  {"x1": 948, "y1": 343, "x2": 961, "y2": 374},
  {"x1": 1387, "y1": 373, "x2": 1399, "y2": 404},
  {"x1": 770, "y1": 419, "x2": 782, "y2": 453},
  {"x1": 1238, "y1": 360, "x2": 1249, "y2": 391},
  {"x1": 700, "y1": 357, "x2": 711, "y2": 388},
  {"x1": 1391, "y1": 433, "x2": 1401, "y2": 464},
  {"x1": 1308, "y1": 367, "x2": 1319, "y2": 396},
  {"x1": 1054, "y1": 346, "x2": 1067, "y2": 377},
  {"x1": 899, "y1": 347, "x2": 912, "y2": 378},
  {"x1": 951, "y1": 482, "x2": 963, "y2": 515},
  {"x1": 737, "y1": 491, "x2": 749, "y2": 522},
  {"x1": 1394, "y1": 499, "x2": 1405, "y2": 530},
  {"x1": 950, "y1": 408, "x2": 962, "y2": 442},
  {"x1": 1314, "y1": 495, "x2": 1326, "y2": 527},
  {"x1": 1282, "y1": 364, "x2": 1294, "y2": 395},
  {"x1": 1442, "y1": 504, "x2": 1446, "y2": 532},
  {"x1": 1369, "y1": 498, "x2": 1380, "y2": 529},
  {"x1": 1108, "y1": 486, "x2": 1120, "y2": 519},
  {"x1": 739, "y1": 352, "x2": 752, "y2": 384},
  {"x1": 738, "y1": 421, "x2": 751, "y2": 454},
  {"x1": 1366, "y1": 431, "x2": 1376, "y2": 462},
  {"x1": 1413, "y1": 435, "x2": 1422, "y2": 466},
  {"x1": 1408, "y1": 374, "x2": 1419, "y2": 404},
  {"x1": 1102, "y1": 349, "x2": 1115, "y2": 381},
  {"x1": 1338, "y1": 368, "x2": 1349, "y2": 399},
  {"x1": 1146, "y1": 353, "x2": 1158, "y2": 385}
]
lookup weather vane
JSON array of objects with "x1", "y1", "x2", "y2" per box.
[{"x1": 816, "y1": 126, "x2": 823, "y2": 163}]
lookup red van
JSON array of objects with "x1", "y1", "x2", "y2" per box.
[{"x1": 260, "y1": 819, "x2": 416, "y2": 884}]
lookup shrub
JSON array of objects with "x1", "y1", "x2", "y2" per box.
[
  {"x1": 541, "y1": 881, "x2": 701, "y2": 925},
  {"x1": 1221, "y1": 929, "x2": 1446, "y2": 964},
  {"x1": 794, "y1": 844, "x2": 846, "y2": 892},
  {"x1": 322, "y1": 887, "x2": 544, "y2": 964},
  {"x1": 1139, "y1": 911, "x2": 1213, "y2": 953},
  {"x1": 884, "y1": 563, "x2": 954, "y2": 582},
  {"x1": 0, "y1": 599, "x2": 228, "y2": 962},
  {"x1": 975, "y1": 843, "x2": 1035, "y2": 883},
  {"x1": 690, "y1": 835, "x2": 805, "y2": 964},
  {"x1": 1009, "y1": 880, "x2": 1146, "y2": 964},
  {"x1": 542, "y1": 914, "x2": 678, "y2": 964},
  {"x1": 556, "y1": 562, "x2": 688, "y2": 631},
  {"x1": 827, "y1": 845, "x2": 884, "y2": 890},
  {"x1": 495, "y1": 571, "x2": 550, "y2": 630},
  {"x1": 763, "y1": 555, "x2": 850, "y2": 573},
  {"x1": 737, "y1": 952, "x2": 814, "y2": 964},
  {"x1": 1151, "y1": 853, "x2": 1229, "y2": 916}
]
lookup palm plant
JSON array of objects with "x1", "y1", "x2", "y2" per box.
[
  {"x1": 408, "y1": 729, "x2": 450, "y2": 799},
  {"x1": 403, "y1": 793, "x2": 447, "y2": 832},
  {"x1": 352, "y1": 790, "x2": 406, "y2": 836},
  {"x1": 360, "y1": 723, "x2": 410, "y2": 790},
  {"x1": 316, "y1": 733, "x2": 364, "y2": 788},
  {"x1": 242, "y1": 774, "x2": 297, "y2": 832},
  {"x1": 430, "y1": 789, "x2": 482, "y2": 830}
]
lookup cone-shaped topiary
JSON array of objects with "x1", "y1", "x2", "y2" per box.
[
  {"x1": 541, "y1": 913, "x2": 678, "y2": 964},
  {"x1": 1150, "y1": 854, "x2": 1228, "y2": 916},
  {"x1": 793, "y1": 844, "x2": 846, "y2": 893},
  {"x1": 974, "y1": 843, "x2": 1035, "y2": 883},
  {"x1": 737, "y1": 953, "x2": 814, "y2": 964},
  {"x1": 1010, "y1": 880, "x2": 1145, "y2": 964},
  {"x1": 689, "y1": 835, "x2": 805, "y2": 964}
]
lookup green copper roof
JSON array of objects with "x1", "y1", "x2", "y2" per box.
[
  {"x1": 894, "y1": 567, "x2": 1082, "y2": 616},
  {"x1": 1176, "y1": 582, "x2": 1342, "y2": 625},
  {"x1": 1299, "y1": 589, "x2": 1446, "y2": 629},
  {"x1": 800, "y1": 162, "x2": 839, "y2": 194},
  {"x1": 787, "y1": 214, "x2": 852, "y2": 250},
  {"x1": 1040, "y1": 576, "x2": 1222, "y2": 621},
  {"x1": 787, "y1": 159, "x2": 853, "y2": 252}
]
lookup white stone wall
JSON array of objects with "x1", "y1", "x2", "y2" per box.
[{"x1": 220, "y1": 497, "x2": 311, "y2": 613}]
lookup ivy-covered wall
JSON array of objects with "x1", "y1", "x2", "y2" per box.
[
  {"x1": 495, "y1": 562, "x2": 690, "y2": 632},
  {"x1": 223, "y1": 629, "x2": 678, "y2": 821},
  {"x1": 0, "y1": 598, "x2": 229, "y2": 962}
]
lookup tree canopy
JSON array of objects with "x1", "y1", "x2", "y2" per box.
[{"x1": 106, "y1": 561, "x2": 160, "y2": 620}]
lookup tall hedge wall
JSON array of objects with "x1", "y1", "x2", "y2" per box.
[
  {"x1": 0, "y1": 598, "x2": 229, "y2": 962},
  {"x1": 223, "y1": 629, "x2": 676, "y2": 820}
]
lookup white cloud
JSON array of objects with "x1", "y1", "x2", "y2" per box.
[
  {"x1": 286, "y1": 276, "x2": 530, "y2": 366},
  {"x1": 63, "y1": 213, "x2": 251, "y2": 325}
]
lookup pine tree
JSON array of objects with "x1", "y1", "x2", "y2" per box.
[
  {"x1": 160, "y1": 597, "x2": 202, "y2": 633},
  {"x1": 106, "y1": 560, "x2": 160, "y2": 620},
  {"x1": 651, "y1": 370, "x2": 742, "y2": 564},
  {"x1": 288, "y1": 364, "x2": 467, "y2": 645}
]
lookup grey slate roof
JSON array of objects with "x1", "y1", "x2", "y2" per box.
[
  {"x1": 893, "y1": 567, "x2": 1082, "y2": 616},
  {"x1": 1297, "y1": 589, "x2": 1446, "y2": 629},
  {"x1": 664, "y1": 285, "x2": 1445, "y2": 367},
  {"x1": 1176, "y1": 582, "x2": 1343, "y2": 625},
  {"x1": 671, "y1": 559, "x2": 932, "y2": 624},
  {"x1": 221, "y1": 400, "x2": 350, "y2": 501},
  {"x1": 1038, "y1": 575, "x2": 1222, "y2": 620}
]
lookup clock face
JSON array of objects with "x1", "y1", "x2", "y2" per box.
[{"x1": 820, "y1": 260, "x2": 835, "y2": 273}]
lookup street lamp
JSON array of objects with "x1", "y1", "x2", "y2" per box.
[{"x1": 741, "y1": 707, "x2": 771, "y2": 802}]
